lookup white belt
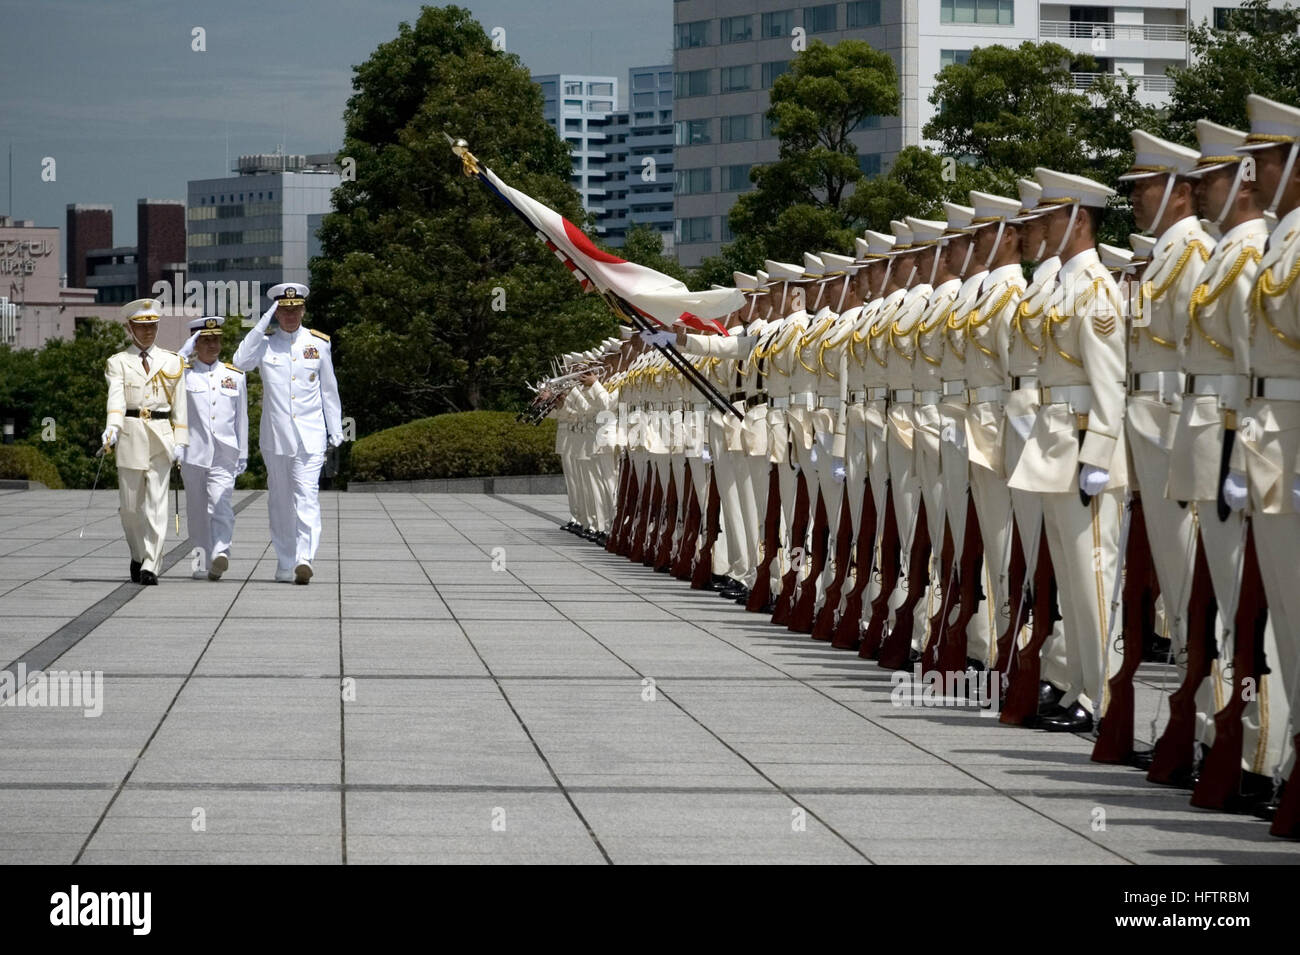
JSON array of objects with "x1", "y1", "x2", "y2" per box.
[
  {"x1": 865, "y1": 386, "x2": 888, "y2": 401},
  {"x1": 889, "y1": 388, "x2": 914, "y2": 404},
  {"x1": 914, "y1": 389, "x2": 942, "y2": 405},
  {"x1": 1039, "y1": 383, "x2": 1094, "y2": 413},
  {"x1": 789, "y1": 391, "x2": 817, "y2": 408},
  {"x1": 1010, "y1": 375, "x2": 1038, "y2": 392},
  {"x1": 849, "y1": 390, "x2": 866, "y2": 404},
  {"x1": 770, "y1": 396, "x2": 791, "y2": 409},
  {"x1": 819, "y1": 395, "x2": 842, "y2": 409},
  {"x1": 1255, "y1": 376, "x2": 1300, "y2": 401},
  {"x1": 967, "y1": 385, "x2": 1005, "y2": 404},
  {"x1": 1185, "y1": 373, "x2": 1246, "y2": 408},
  {"x1": 1128, "y1": 369, "x2": 1183, "y2": 400},
  {"x1": 942, "y1": 379, "x2": 966, "y2": 396},
  {"x1": 692, "y1": 402, "x2": 710, "y2": 414}
]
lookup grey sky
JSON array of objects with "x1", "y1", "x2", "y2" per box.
[{"x1": 0, "y1": 0, "x2": 670, "y2": 250}]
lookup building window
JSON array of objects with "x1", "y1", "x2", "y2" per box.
[
  {"x1": 564, "y1": 81, "x2": 583, "y2": 95},
  {"x1": 633, "y1": 72, "x2": 655, "y2": 90},
  {"x1": 675, "y1": 168, "x2": 713, "y2": 195},
  {"x1": 674, "y1": 118, "x2": 712, "y2": 145},
  {"x1": 763, "y1": 113, "x2": 780, "y2": 138},
  {"x1": 940, "y1": 0, "x2": 1013, "y2": 25},
  {"x1": 723, "y1": 164, "x2": 754, "y2": 191},
  {"x1": 634, "y1": 110, "x2": 655, "y2": 122},
  {"x1": 675, "y1": 19, "x2": 710, "y2": 49},
  {"x1": 720, "y1": 14, "x2": 754, "y2": 43},
  {"x1": 721, "y1": 65, "x2": 752, "y2": 92},
  {"x1": 940, "y1": 49, "x2": 973, "y2": 68},
  {"x1": 846, "y1": 0, "x2": 882, "y2": 27},
  {"x1": 762, "y1": 10, "x2": 796, "y2": 37},
  {"x1": 588, "y1": 100, "x2": 613, "y2": 112},
  {"x1": 852, "y1": 114, "x2": 882, "y2": 130},
  {"x1": 675, "y1": 69, "x2": 711, "y2": 98},
  {"x1": 858, "y1": 153, "x2": 882, "y2": 177},
  {"x1": 660, "y1": 109, "x2": 672, "y2": 122},
  {"x1": 633, "y1": 92, "x2": 655, "y2": 107},
  {"x1": 804, "y1": 4, "x2": 838, "y2": 33},
  {"x1": 587, "y1": 82, "x2": 613, "y2": 96},
  {"x1": 720, "y1": 218, "x2": 734, "y2": 243},
  {"x1": 659, "y1": 71, "x2": 672, "y2": 85},
  {"x1": 565, "y1": 118, "x2": 584, "y2": 130},
  {"x1": 538, "y1": 81, "x2": 556, "y2": 97},
  {"x1": 721, "y1": 114, "x2": 754, "y2": 142},
  {"x1": 658, "y1": 90, "x2": 672, "y2": 106},
  {"x1": 675, "y1": 216, "x2": 714, "y2": 244},
  {"x1": 762, "y1": 60, "x2": 791, "y2": 88}
]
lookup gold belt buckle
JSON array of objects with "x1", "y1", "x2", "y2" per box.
[
  {"x1": 1075, "y1": 413, "x2": 1089, "y2": 430},
  {"x1": 139, "y1": 408, "x2": 152, "y2": 420}
]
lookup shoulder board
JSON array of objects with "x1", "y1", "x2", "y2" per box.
[
  {"x1": 309, "y1": 328, "x2": 330, "y2": 341},
  {"x1": 180, "y1": 358, "x2": 190, "y2": 369},
  {"x1": 223, "y1": 362, "x2": 244, "y2": 374}
]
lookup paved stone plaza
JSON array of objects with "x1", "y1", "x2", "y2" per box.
[{"x1": 1, "y1": 487, "x2": 1297, "y2": 865}]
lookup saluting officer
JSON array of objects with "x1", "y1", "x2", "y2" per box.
[
  {"x1": 102, "y1": 298, "x2": 188, "y2": 585},
  {"x1": 178, "y1": 316, "x2": 248, "y2": 580},
  {"x1": 232, "y1": 284, "x2": 343, "y2": 584}
]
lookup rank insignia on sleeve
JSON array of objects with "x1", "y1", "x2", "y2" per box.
[
  {"x1": 302, "y1": 346, "x2": 320, "y2": 360},
  {"x1": 1092, "y1": 314, "x2": 1116, "y2": 338},
  {"x1": 221, "y1": 377, "x2": 236, "y2": 390}
]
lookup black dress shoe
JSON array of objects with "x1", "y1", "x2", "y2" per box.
[
  {"x1": 1040, "y1": 703, "x2": 1093, "y2": 733},
  {"x1": 719, "y1": 583, "x2": 746, "y2": 599},
  {"x1": 731, "y1": 588, "x2": 751, "y2": 604},
  {"x1": 760, "y1": 598, "x2": 777, "y2": 614},
  {"x1": 1128, "y1": 749, "x2": 1156, "y2": 771},
  {"x1": 965, "y1": 657, "x2": 986, "y2": 672},
  {"x1": 138, "y1": 570, "x2": 158, "y2": 586},
  {"x1": 907, "y1": 648, "x2": 921, "y2": 664},
  {"x1": 595, "y1": 532, "x2": 608, "y2": 546},
  {"x1": 709, "y1": 574, "x2": 732, "y2": 592},
  {"x1": 1038, "y1": 681, "x2": 1065, "y2": 709},
  {"x1": 129, "y1": 560, "x2": 142, "y2": 583}
]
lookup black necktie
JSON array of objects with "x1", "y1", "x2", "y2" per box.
[{"x1": 140, "y1": 348, "x2": 149, "y2": 374}]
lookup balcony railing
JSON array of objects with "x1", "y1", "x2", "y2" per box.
[
  {"x1": 1041, "y1": 20, "x2": 1188, "y2": 42},
  {"x1": 1070, "y1": 72, "x2": 1176, "y2": 93}
]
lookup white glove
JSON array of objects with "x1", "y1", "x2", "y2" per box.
[
  {"x1": 832, "y1": 457, "x2": 846, "y2": 483},
  {"x1": 178, "y1": 330, "x2": 200, "y2": 359},
  {"x1": 254, "y1": 300, "x2": 278, "y2": 332},
  {"x1": 171, "y1": 444, "x2": 184, "y2": 464},
  {"x1": 236, "y1": 458, "x2": 247, "y2": 477},
  {"x1": 638, "y1": 328, "x2": 675, "y2": 348},
  {"x1": 101, "y1": 425, "x2": 119, "y2": 449},
  {"x1": 809, "y1": 444, "x2": 819, "y2": 465},
  {"x1": 700, "y1": 445, "x2": 712, "y2": 464},
  {"x1": 1292, "y1": 475, "x2": 1300, "y2": 514},
  {"x1": 328, "y1": 433, "x2": 343, "y2": 449},
  {"x1": 1223, "y1": 469, "x2": 1248, "y2": 512},
  {"x1": 1079, "y1": 464, "x2": 1109, "y2": 496}
]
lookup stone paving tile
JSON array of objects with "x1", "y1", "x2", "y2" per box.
[{"x1": 0, "y1": 488, "x2": 1297, "y2": 865}]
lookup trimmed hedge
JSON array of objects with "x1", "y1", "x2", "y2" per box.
[
  {"x1": 350, "y1": 411, "x2": 560, "y2": 482},
  {"x1": 0, "y1": 444, "x2": 65, "y2": 488}
]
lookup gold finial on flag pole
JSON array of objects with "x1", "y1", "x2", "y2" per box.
[{"x1": 442, "y1": 132, "x2": 480, "y2": 177}]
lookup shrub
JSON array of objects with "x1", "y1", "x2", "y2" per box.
[
  {"x1": 350, "y1": 411, "x2": 560, "y2": 482},
  {"x1": 0, "y1": 444, "x2": 65, "y2": 488}
]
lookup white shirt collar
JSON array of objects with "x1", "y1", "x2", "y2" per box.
[
  {"x1": 1059, "y1": 246, "x2": 1101, "y2": 284},
  {"x1": 1268, "y1": 206, "x2": 1300, "y2": 249}
]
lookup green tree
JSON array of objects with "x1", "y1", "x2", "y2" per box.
[
  {"x1": 310, "y1": 5, "x2": 613, "y2": 436},
  {"x1": 725, "y1": 39, "x2": 900, "y2": 263},
  {"x1": 925, "y1": 41, "x2": 1158, "y2": 244},
  {"x1": 1162, "y1": 0, "x2": 1300, "y2": 144},
  {"x1": 0, "y1": 318, "x2": 129, "y2": 489}
]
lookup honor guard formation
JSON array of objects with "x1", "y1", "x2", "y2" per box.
[
  {"x1": 537, "y1": 95, "x2": 1300, "y2": 840},
  {"x1": 103, "y1": 283, "x2": 342, "y2": 586}
]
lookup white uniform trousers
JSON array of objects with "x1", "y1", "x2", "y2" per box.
[
  {"x1": 264, "y1": 438, "x2": 326, "y2": 572},
  {"x1": 913, "y1": 405, "x2": 947, "y2": 651},
  {"x1": 1197, "y1": 508, "x2": 1291, "y2": 774},
  {"x1": 938, "y1": 399, "x2": 995, "y2": 664},
  {"x1": 709, "y1": 417, "x2": 749, "y2": 581},
  {"x1": 1248, "y1": 512, "x2": 1300, "y2": 777},
  {"x1": 1003, "y1": 400, "x2": 1069, "y2": 689},
  {"x1": 117, "y1": 452, "x2": 173, "y2": 574},
  {"x1": 1041, "y1": 488, "x2": 1124, "y2": 715},
  {"x1": 968, "y1": 457, "x2": 1012, "y2": 669},
  {"x1": 886, "y1": 410, "x2": 927, "y2": 648},
  {"x1": 181, "y1": 440, "x2": 239, "y2": 573}
]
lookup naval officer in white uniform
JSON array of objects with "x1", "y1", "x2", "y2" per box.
[
  {"x1": 178, "y1": 316, "x2": 248, "y2": 580},
  {"x1": 232, "y1": 283, "x2": 343, "y2": 584}
]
